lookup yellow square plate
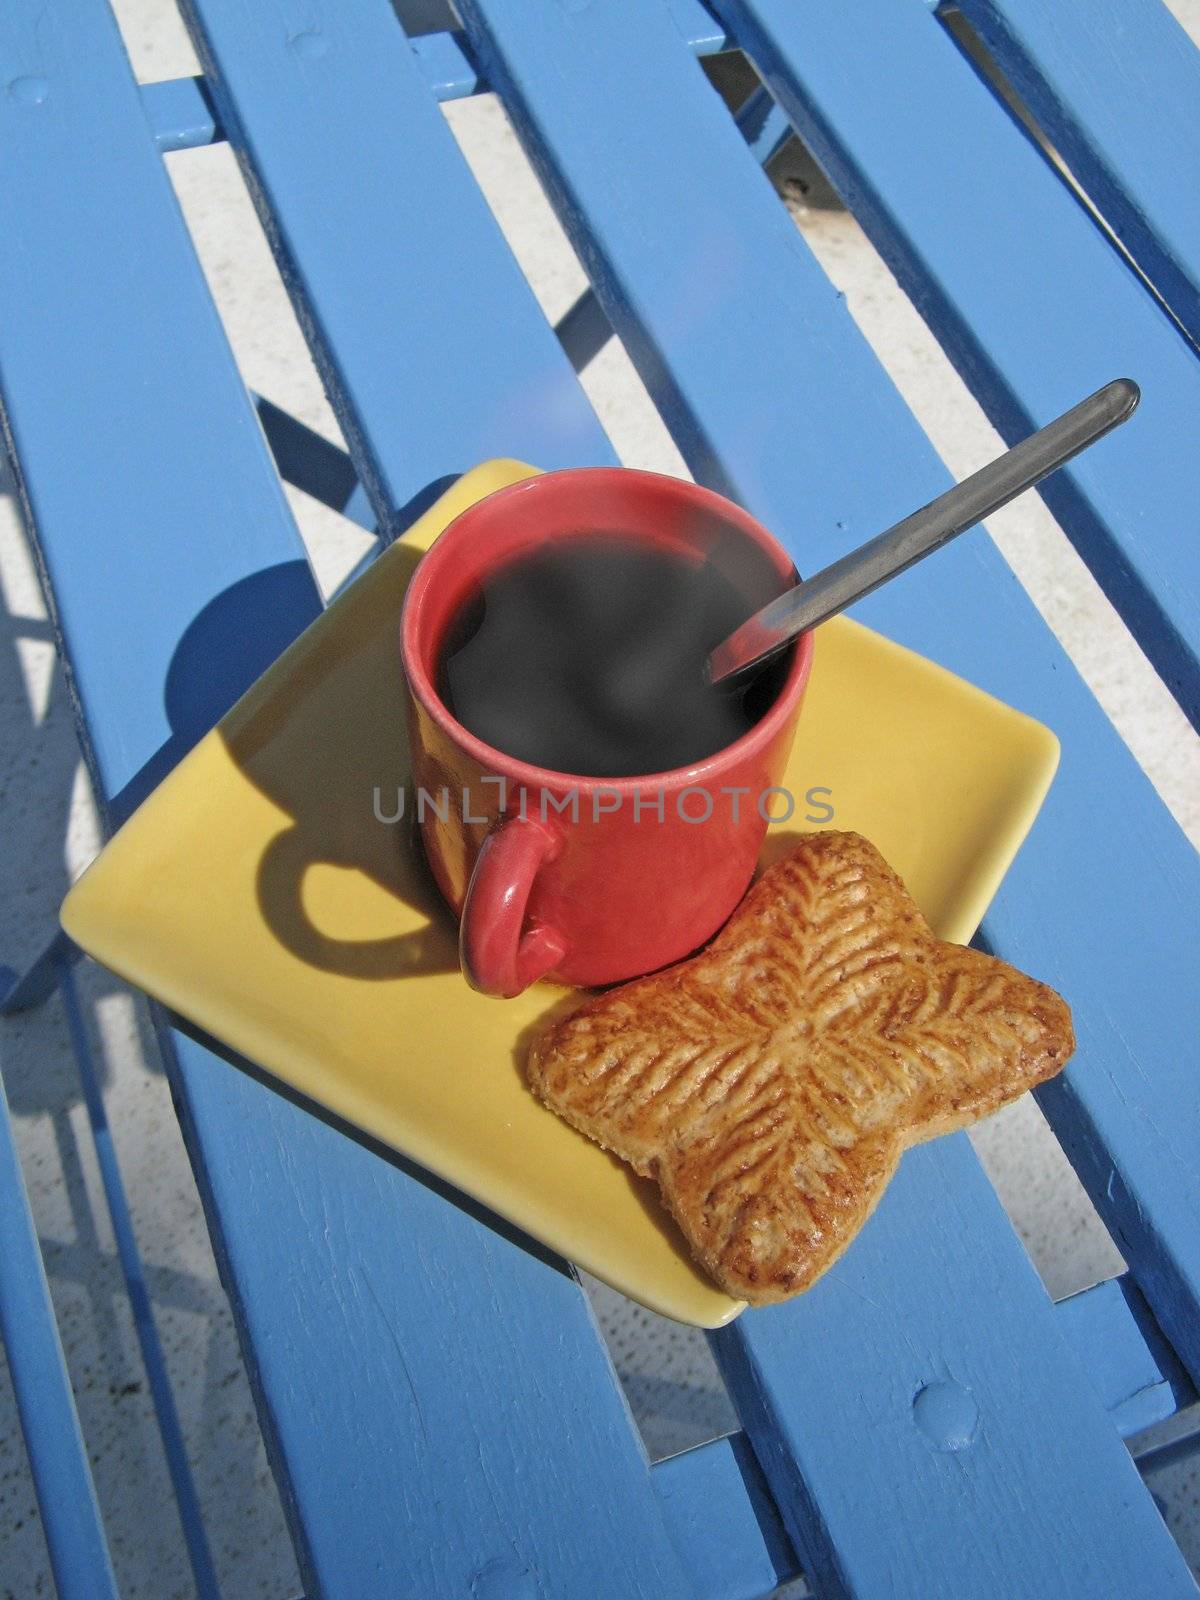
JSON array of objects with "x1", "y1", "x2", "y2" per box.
[{"x1": 62, "y1": 460, "x2": 1058, "y2": 1328}]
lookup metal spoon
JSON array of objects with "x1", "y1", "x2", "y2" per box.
[{"x1": 707, "y1": 377, "x2": 1140, "y2": 685}]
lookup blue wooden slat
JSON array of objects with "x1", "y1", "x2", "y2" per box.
[
  {"x1": 0, "y1": 3, "x2": 695, "y2": 1595},
  {"x1": 557, "y1": 82, "x2": 792, "y2": 376},
  {"x1": 163, "y1": 1029, "x2": 696, "y2": 1600},
  {"x1": 652, "y1": 1433, "x2": 798, "y2": 1599},
  {"x1": 713, "y1": 1142, "x2": 1197, "y2": 1600},
  {"x1": 0, "y1": 1069, "x2": 120, "y2": 1600},
  {"x1": 139, "y1": 74, "x2": 220, "y2": 151},
  {"x1": 452, "y1": 2, "x2": 1200, "y2": 1592},
  {"x1": 176, "y1": 0, "x2": 612, "y2": 537},
  {"x1": 951, "y1": 0, "x2": 1200, "y2": 348},
  {"x1": 410, "y1": 24, "x2": 485, "y2": 99},
  {"x1": 704, "y1": 0, "x2": 1200, "y2": 1393},
  {"x1": 714, "y1": 0, "x2": 1200, "y2": 731},
  {"x1": 1056, "y1": 1275, "x2": 1197, "y2": 1440},
  {"x1": 629, "y1": 1272, "x2": 1194, "y2": 1600},
  {"x1": 0, "y1": 15, "x2": 322, "y2": 833}
]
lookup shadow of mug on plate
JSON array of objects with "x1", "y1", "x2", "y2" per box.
[{"x1": 399, "y1": 467, "x2": 815, "y2": 997}]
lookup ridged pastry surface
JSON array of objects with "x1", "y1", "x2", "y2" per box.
[{"x1": 528, "y1": 832, "x2": 1074, "y2": 1304}]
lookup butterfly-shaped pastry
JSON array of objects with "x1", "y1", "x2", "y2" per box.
[{"x1": 527, "y1": 831, "x2": 1073, "y2": 1304}]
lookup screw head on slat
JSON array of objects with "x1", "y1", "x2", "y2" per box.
[
  {"x1": 287, "y1": 29, "x2": 328, "y2": 60},
  {"x1": 912, "y1": 1380, "x2": 979, "y2": 1451},
  {"x1": 470, "y1": 1557, "x2": 537, "y2": 1599},
  {"x1": 7, "y1": 76, "x2": 49, "y2": 106}
]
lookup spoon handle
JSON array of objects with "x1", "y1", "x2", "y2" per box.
[{"x1": 708, "y1": 377, "x2": 1140, "y2": 684}]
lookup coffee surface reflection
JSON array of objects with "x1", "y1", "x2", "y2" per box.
[{"x1": 437, "y1": 536, "x2": 786, "y2": 778}]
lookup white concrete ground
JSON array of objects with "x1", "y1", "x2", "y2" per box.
[{"x1": 2, "y1": 2, "x2": 1199, "y2": 1595}]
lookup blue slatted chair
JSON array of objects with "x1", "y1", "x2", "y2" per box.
[{"x1": 0, "y1": 1, "x2": 1197, "y2": 1595}]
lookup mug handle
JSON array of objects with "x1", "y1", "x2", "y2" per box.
[{"x1": 460, "y1": 815, "x2": 567, "y2": 998}]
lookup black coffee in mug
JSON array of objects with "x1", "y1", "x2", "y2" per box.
[{"x1": 436, "y1": 536, "x2": 789, "y2": 778}]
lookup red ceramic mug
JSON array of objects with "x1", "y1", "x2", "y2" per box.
[{"x1": 400, "y1": 468, "x2": 814, "y2": 996}]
